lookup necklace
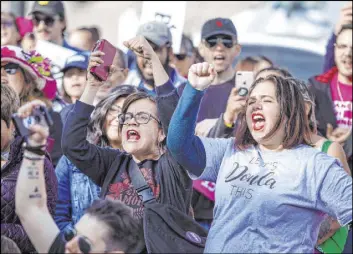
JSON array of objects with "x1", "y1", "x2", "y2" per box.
[{"x1": 336, "y1": 79, "x2": 344, "y2": 102}]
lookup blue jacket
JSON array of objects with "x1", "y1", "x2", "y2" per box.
[{"x1": 54, "y1": 155, "x2": 101, "y2": 231}]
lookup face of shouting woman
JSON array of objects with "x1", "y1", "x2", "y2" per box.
[
  {"x1": 246, "y1": 80, "x2": 286, "y2": 150},
  {"x1": 120, "y1": 98, "x2": 165, "y2": 161}
]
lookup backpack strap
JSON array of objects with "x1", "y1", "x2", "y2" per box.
[
  {"x1": 128, "y1": 160, "x2": 156, "y2": 204},
  {"x1": 321, "y1": 140, "x2": 333, "y2": 153}
]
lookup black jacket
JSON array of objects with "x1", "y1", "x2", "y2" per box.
[
  {"x1": 308, "y1": 68, "x2": 352, "y2": 169},
  {"x1": 61, "y1": 82, "x2": 192, "y2": 214}
]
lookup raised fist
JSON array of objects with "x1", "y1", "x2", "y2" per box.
[
  {"x1": 188, "y1": 62, "x2": 217, "y2": 91},
  {"x1": 123, "y1": 35, "x2": 155, "y2": 61}
]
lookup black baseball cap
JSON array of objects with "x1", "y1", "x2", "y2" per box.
[
  {"x1": 29, "y1": 1, "x2": 65, "y2": 17},
  {"x1": 201, "y1": 18, "x2": 237, "y2": 40}
]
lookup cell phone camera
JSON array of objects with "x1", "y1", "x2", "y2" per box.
[{"x1": 11, "y1": 106, "x2": 53, "y2": 137}]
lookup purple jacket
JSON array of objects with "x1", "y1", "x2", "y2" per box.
[{"x1": 1, "y1": 136, "x2": 58, "y2": 253}]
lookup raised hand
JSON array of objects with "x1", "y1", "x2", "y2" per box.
[
  {"x1": 123, "y1": 35, "x2": 155, "y2": 61},
  {"x1": 188, "y1": 62, "x2": 217, "y2": 91},
  {"x1": 17, "y1": 100, "x2": 49, "y2": 147},
  {"x1": 334, "y1": 2, "x2": 352, "y2": 35},
  {"x1": 223, "y1": 87, "x2": 247, "y2": 125}
]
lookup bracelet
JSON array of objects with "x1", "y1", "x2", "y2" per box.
[
  {"x1": 22, "y1": 143, "x2": 46, "y2": 156},
  {"x1": 224, "y1": 120, "x2": 234, "y2": 128}
]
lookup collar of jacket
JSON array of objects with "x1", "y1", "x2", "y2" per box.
[{"x1": 314, "y1": 66, "x2": 338, "y2": 84}]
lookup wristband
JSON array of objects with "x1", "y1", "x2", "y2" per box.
[{"x1": 23, "y1": 143, "x2": 46, "y2": 156}]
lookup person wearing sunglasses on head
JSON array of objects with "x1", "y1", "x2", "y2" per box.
[
  {"x1": 177, "y1": 17, "x2": 241, "y2": 232},
  {"x1": 29, "y1": 1, "x2": 84, "y2": 53}
]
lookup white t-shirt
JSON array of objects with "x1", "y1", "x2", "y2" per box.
[{"x1": 196, "y1": 137, "x2": 352, "y2": 253}]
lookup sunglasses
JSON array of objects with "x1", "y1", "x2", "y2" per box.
[
  {"x1": 32, "y1": 14, "x2": 59, "y2": 27},
  {"x1": 64, "y1": 228, "x2": 92, "y2": 254},
  {"x1": 1, "y1": 19, "x2": 14, "y2": 28},
  {"x1": 1, "y1": 63, "x2": 20, "y2": 75},
  {"x1": 204, "y1": 36, "x2": 236, "y2": 49}
]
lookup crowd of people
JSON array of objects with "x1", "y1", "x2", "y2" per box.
[{"x1": 1, "y1": 1, "x2": 352, "y2": 253}]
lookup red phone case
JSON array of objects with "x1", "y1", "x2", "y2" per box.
[{"x1": 90, "y1": 39, "x2": 116, "y2": 81}]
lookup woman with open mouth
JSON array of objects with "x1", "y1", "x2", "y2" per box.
[
  {"x1": 167, "y1": 62, "x2": 352, "y2": 253},
  {"x1": 59, "y1": 36, "x2": 198, "y2": 253}
]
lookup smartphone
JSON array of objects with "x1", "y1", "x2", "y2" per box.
[
  {"x1": 11, "y1": 106, "x2": 53, "y2": 138},
  {"x1": 236, "y1": 71, "x2": 254, "y2": 96},
  {"x1": 90, "y1": 39, "x2": 116, "y2": 81}
]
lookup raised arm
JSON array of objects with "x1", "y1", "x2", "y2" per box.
[
  {"x1": 208, "y1": 87, "x2": 246, "y2": 138},
  {"x1": 124, "y1": 36, "x2": 177, "y2": 135},
  {"x1": 167, "y1": 63, "x2": 231, "y2": 180},
  {"x1": 15, "y1": 100, "x2": 60, "y2": 253},
  {"x1": 61, "y1": 51, "x2": 120, "y2": 186}
]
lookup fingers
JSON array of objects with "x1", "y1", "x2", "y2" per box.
[
  {"x1": 192, "y1": 62, "x2": 212, "y2": 77},
  {"x1": 91, "y1": 50, "x2": 105, "y2": 57},
  {"x1": 29, "y1": 124, "x2": 49, "y2": 138},
  {"x1": 17, "y1": 100, "x2": 46, "y2": 118},
  {"x1": 28, "y1": 124, "x2": 49, "y2": 146}
]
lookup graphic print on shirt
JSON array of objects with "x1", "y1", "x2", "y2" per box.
[
  {"x1": 106, "y1": 167, "x2": 160, "y2": 219},
  {"x1": 333, "y1": 100, "x2": 352, "y2": 128},
  {"x1": 330, "y1": 76, "x2": 353, "y2": 128},
  {"x1": 224, "y1": 156, "x2": 278, "y2": 200}
]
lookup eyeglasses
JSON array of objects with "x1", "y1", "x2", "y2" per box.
[
  {"x1": 1, "y1": 19, "x2": 14, "y2": 28},
  {"x1": 335, "y1": 43, "x2": 352, "y2": 52},
  {"x1": 64, "y1": 228, "x2": 92, "y2": 254},
  {"x1": 118, "y1": 112, "x2": 161, "y2": 125},
  {"x1": 204, "y1": 36, "x2": 236, "y2": 49},
  {"x1": 1, "y1": 63, "x2": 20, "y2": 75},
  {"x1": 32, "y1": 14, "x2": 59, "y2": 27},
  {"x1": 175, "y1": 54, "x2": 188, "y2": 61}
]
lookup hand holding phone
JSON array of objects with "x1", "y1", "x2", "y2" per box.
[
  {"x1": 89, "y1": 39, "x2": 116, "y2": 81},
  {"x1": 236, "y1": 71, "x2": 254, "y2": 96},
  {"x1": 12, "y1": 100, "x2": 53, "y2": 146}
]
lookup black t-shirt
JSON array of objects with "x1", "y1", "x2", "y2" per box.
[{"x1": 48, "y1": 233, "x2": 66, "y2": 253}]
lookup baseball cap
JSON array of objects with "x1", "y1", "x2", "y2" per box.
[
  {"x1": 136, "y1": 21, "x2": 172, "y2": 47},
  {"x1": 201, "y1": 18, "x2": 237, "y2": 40},
  {"x1": 29, "y1": 1, "x2": 65, "y2": 17},
  {"x1": 61, "y1": 53, "x2": 89, "y2": 73}
]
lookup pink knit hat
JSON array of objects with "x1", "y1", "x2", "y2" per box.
[{"x1": 1, "y1": 45, "x2": 57, "y2": 100}]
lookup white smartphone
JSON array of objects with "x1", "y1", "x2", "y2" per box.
[{"x1": 236, "y1": 71, "x2": 254, "y2": 96}]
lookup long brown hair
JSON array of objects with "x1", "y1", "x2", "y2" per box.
[{"x1": 235, "y1": 75, "x2": 312, "y2": 150}]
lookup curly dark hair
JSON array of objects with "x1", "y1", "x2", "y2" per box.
[
  {"x1": 86, "y1": 85, "x2": 139, "y2": 147},
  {"x1": 85, "y1": 199, "x2": 145, "y2": 252}
]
